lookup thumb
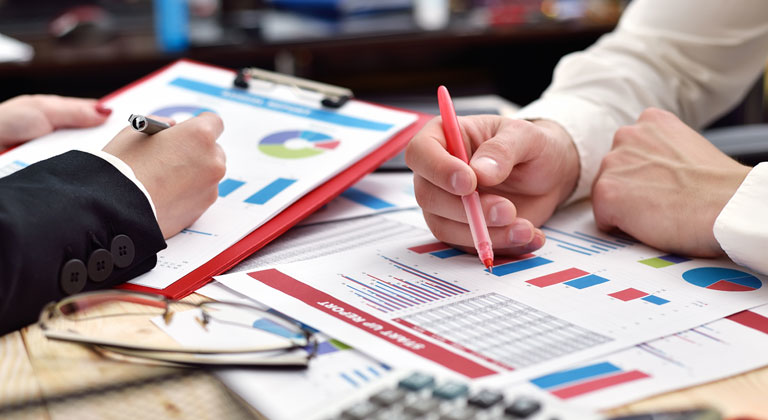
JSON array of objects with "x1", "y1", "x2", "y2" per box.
[
  {"x1": 469, "y1": 119, "x2": 542, "y2": 187},
  {"x1": 39, "y1": 96, "x2": 111, "y2": 129}
]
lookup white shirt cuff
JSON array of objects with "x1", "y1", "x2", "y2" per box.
[
  {"x1": 512, "y1": 95, "x2": 620, "y2": 205},
  {"x1": 713, "y1": 162, "x2": 768, "y2": 276},
  {"x1": 82, "y1": 150, "x2": 158, "y2": 219}
]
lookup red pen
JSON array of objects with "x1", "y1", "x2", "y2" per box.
[{"x1": 437, "y1": 85, "x2": 494, "y2": 271}]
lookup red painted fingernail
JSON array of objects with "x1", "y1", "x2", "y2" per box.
[{"x1": 95, "y1": 103, "x2": 112, "y2": 116}]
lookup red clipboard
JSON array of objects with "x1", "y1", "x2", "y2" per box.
[{"x1": 109, "y1": 59, "x2": 432, "y2": 299}]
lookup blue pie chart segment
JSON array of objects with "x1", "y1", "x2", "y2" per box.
[
  {"x1": 150, "y1": 105, "x2": 215, "y2": 120},
  {"x1": 682, "y1": 267, "x2": 762, "y2": 292}
]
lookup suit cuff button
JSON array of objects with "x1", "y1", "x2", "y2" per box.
[
  {"x1": 88, "y1": 249, "x2": 114, "y2": 283},
  {"x1": 111, "y1": 234, "x2": 135, "y2": 268},
  {"x1": 60, "y1": 259, "x2": 87, "y2": 295}
]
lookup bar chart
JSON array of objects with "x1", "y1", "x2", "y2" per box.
[
  {"x1": 530, "y1": 361, "x2": 650, "y2": 399},
  {"x1": 408, "y1": 242, "x2": 466, "y2": 259},
  {"x1": 526, "y1": 268, "x2": 608, "y2": 290},
  {"x1": 339, "y1": 187, "x2": 395, "y2": 210},
  {"x1": 541, "y1": 225, "x2": 634, "y2": 256},
  {"x1": 341, "y1": 256, "x2": 471, "y2": 313},
  {"x1": 217, "y1": 177, "x2": 298, "y2": 205},
  {"x1": 608, "y1": 288, "x2": 670, "y2": 305}
]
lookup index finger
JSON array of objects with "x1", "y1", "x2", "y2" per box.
[{"x1": 405, "y1": 117, "x2": 477, "y2": 196}]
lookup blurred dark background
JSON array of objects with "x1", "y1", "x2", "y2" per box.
[{"x1": 0, "y1": 0, "x2": 764, "y2": 129}]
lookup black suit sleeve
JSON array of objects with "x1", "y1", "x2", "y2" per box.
[{"x1": 0, "y1": 150, "x2": 166, "y2": 335}]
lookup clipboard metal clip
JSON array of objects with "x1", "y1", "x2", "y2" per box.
[{"x1": 234, "y1": 67, "x2": 353, "y2": 109}]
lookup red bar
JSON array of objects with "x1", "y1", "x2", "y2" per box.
[
  {"x1": 493, "y1": 254, "x2": 535, "y2": 266},
  {"x1": 552, "y1": 370, "x2": 650, "y2": 399},
  {"x1": 526, "y1": 268, "x2": 590, "y2": 288},
  {"x1": 408, "y1": 242, "x2": 450, "y2": 254},
  {"x1": 707, "y1": 280, "x2": 756, "y2": 292},
  {"x1": 727, "y1": 310, "x2": 768, "y2": 335},
  {"x1": 248, "y1": 269, "x2": 498, "y2": 379},
  {"x1": 608, "y1": 288, "x2": 648, "y2": 301}
]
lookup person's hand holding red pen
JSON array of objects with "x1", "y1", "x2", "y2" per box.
[{"x1": 405, "y1": 88, "x2": 581, "y2": 257}]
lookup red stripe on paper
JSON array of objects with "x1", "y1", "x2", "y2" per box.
[
  {"x1": 407, "y1": 242, "x2": 451, "y2": 254},
  {"x1": 727, "y1": 310, "x2": 768, "y2": 335},
  {"x1": 551, "y1": 370, "x2": 650, "y2": 399},
  {"x1": 393, "y1": 318, "x2": 515, "y2": 372},
  {"x1": 608, "y1": 288, "x2": 649, "y2": 301},
  {"x1": 526, "y1": 268, "x2": 590, "y2": 288},
  {"x1": 248, "y1": 269, "x2": 498, "y2": 378}
]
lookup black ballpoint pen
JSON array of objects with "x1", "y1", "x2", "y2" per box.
[{"x1": 128, "y1": 114, "x2": 171, "y2": 135}]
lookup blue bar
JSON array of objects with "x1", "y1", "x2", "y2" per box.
[
  {"x1": 374, "y1": 284, "x2": 416, "y2": 306},
  {"x1": 218, "y1": 178, "x2": 245, "y2": 197},
  {"x1": 340, "y1": 187, "x2": 395, "y2": 210},
  {"x1": 659, "y1": 254, "x2": 691, "y2": 264},
  {"x1": 391, "y1": 260, "x2": 471, "y2": 293},
  {"x1": 347, "y1": 286, "x2": 399, "y2": 312},
  {"x1": 245, "y1": 178, "x2": 297, "y2": 204},
  {"x1": 314, "y1": 341, "x2": 339, "y2": 355},
  {"x1": 181, "y1": 229, "x2": 213, "y2": 236},
  {"x1": 383, "y1": 282, "x2": 429, "y2": 303},
  {"x1": 399, "y1": 279, "x2": 441, "y2": 300},
  {"x1": 564, "y1": 274, "x2": 610, "y2": 289},
  {"x1": 557, "y1": 244, "x2": 592, "y2": 256},
  {"x1": 530, "y1": 362, "x2": 622, "y2": 389},
  {"x1": 430, "y1": 248, "x2": 465, "y2": 258},
  {"x1": 354, "y1": 369, "x2": 369, "y2": 382},
  {"x1": 351, "y1": 292, "x2": 392, "y2": 313},
  {"x1": 546, "y1": 237, "x2": 596, "y2": 253},
  {"x1": 170, "y1": 77, "x2": 393, "y2": 131},
  {"x1": 642, "y1": 295, "x2": 670, "y2": 305},
  {"x1": 13, "y1": 160, "x2": 28, "y2": 168},
  {"x1": 490, "y1": 257, "x2": 554, "y2": 277},
  {"x1": 252, "y1": 318, "x2": 304, "y2": 339},
  {"x1": 340, "y1": 373, "x2": 358, "y2": 387},
  {"x1": 573, "y1": 231, "x2": 623, "y2": 248},
  {"x1": 345, "y1": 277, "x2": 409, "y2": 309}
]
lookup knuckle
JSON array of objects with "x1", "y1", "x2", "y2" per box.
[
  {"x1": 613, "y1": 125, "x2": 637, "y2": 146},
  {"x1": 592, "y1": 176, "x2": 621, "y2": 206},
  {"x1": 639, "y1": 107, "x2": 671, "y2": 121}
]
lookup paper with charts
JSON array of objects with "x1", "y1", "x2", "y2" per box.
[
  {"x1": 216, "y1": 201, "x2": 768, "y2": 384},
  {"x1": 518, "y1": 303, "x2": 768, "y2": 410},
  {"x1": 0, "y1": 60, "x2": 417, "y2": 289}
]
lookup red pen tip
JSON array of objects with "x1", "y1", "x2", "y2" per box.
[{"x1": 484, "y1": 258, "x2": 494, "y2": 272}]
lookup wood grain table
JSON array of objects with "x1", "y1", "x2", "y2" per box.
[{"x1": 1, "y1": 294, "x2": 766, "y2": 419}]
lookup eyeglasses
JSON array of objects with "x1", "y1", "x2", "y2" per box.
[{"x1": 39, "y1": 290, "x2": 317, "y2": 366}]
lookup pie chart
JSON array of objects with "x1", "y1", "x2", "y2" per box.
[
  {"x1": 682, "y1": 267, "x2": 762, "y2": 292},
  {"x1": 151, "y1": 105, "x2": 215, "y2": 121},
  {"x1": 259, "y1": 130, "x2": 341, "y2": 159}
]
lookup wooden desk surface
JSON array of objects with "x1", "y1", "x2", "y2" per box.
[{"x1": 1, "y1": 294, "x2": 767, "y2": 419}]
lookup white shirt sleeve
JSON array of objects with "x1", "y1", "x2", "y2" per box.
[
  {"x1": 513, "y1": 0, "x2": 768, "y2": 203},
  {"x1": 714, "y1": 163, "x2": 768, "y2": 276},
  {"x1": 83, "y1": 150, "x2": 158, "y2": 219}
]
